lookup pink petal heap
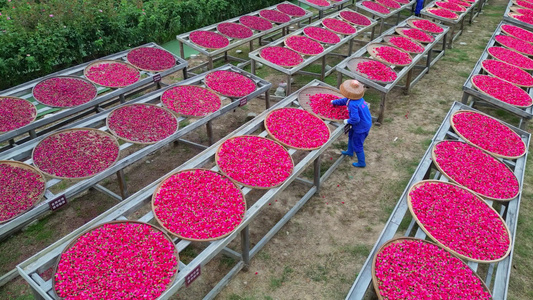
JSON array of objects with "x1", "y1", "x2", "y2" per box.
[
  {"x1": 260, "y1": 46, "x2": 303, "y2": 67},
  {"x1": 517, "y1": 0, "x2": 533, "y2": 9},
  {"x1": 472, "y1": 75, "x2": 533, "y2": 107},
  {"x1": 448, "y1": 0, "x2": 472, "y2": 7},
  {"x1": 362, "y1": 1, "x2": 391, "y2": 14},
  {"x1": 189, "y1": 31, "x2": 229, "y2": 49},
  {"x1": 433, "y1": 141, "x2": 520, "y2": 200},
  {"x1": 451, "y1": 110, "x2": 526, "y2": 158},
  {"x1": 33, "y1": 77, "x2": 97, "y2": 107},
  {"x1": 401, "y1": 28, "x2": 434, "y2": 43},
  {"x1": 495, "y1": 34, "x2": 533, "y2": 55},
  {"x1": 307, "y1": 0, "x2": 331, "y2": 6},
  {"x1": 355, "y1": 60, "x2": 398, "y2": 82},
  {"x1": 501, "y1": 24, "x2": 533, "y2": 43},
  {"x1": 239, "y1": 15, "x2": 273, "y2": 31},
  {"x1": 161, "y1": 85, "x2": 221, "y2": 117},
  {"x1": 488, "y1": 46, "x2": 533, "y2": 69},
  {"x1": 376, "y1": 0, "x2": 401, "y2": 9},
  {"x1": 85, "y1": 62, "x2": 140, "y2": 88},
  {"x1": 374, "y1": 46, "x2": 412, "y2": 65},
  {"x1": 411, "y1": 19, "x2": 444, "y2": 33},
  {"x1": 153, "y1": 169, "x2": 246, "y2": 240},
  {"x1": 409, "y1": 181, "x2": 511, "y2": 261},
  {"x1": 322, "y1": 18, "x2": 356, "y2": 35},
  {"x1": 392, "y1": 0, "x2": 410, "y2": 4},
  {"x1": 217, "y1": 22, "x2": 253, "y2": 39},
  {"x1": 0, "y1": 162, "x2": 45, "y2": 223},
  {"x1": 276, "y1": 3, "x2": 306, "y2": 17},
  {"x1": 0, "y1": 97, "x2": 36, "y2": 132},
  {"x1": 510, "y1": 13, "x2": 533, "y2": 25},
  {"x1": 285, "y1": 35, "x2": 325, "y2": 55},
  {"x1": 205, "y1": 70, "x2": 256, "y2": 97},
  {"x1": 265, "y1": 108, "x2": 330, "y2": 149},
  {"x1": 482, "y1": 59, "x2": 533, "y2": 86},
  {"x1": 33, "y1": 129, "x2": 120, "y2": 179},
  {"x1": 127, "y1": 47, "x2": 176, "y2": 72},
  {"x1": 259, "y1": 9, "x2": 291, "y2": 23},
  {"x1": 339, "y1": 10, "x2": 371, "y2": 26},
  {"x1": 427, "y1": 8, "x2": 458, "y2": 19},
  {"x1": 516, "y1": 7, "x2": 533, "y2": 16},
  {"x1": 307, "y1": 93, "x2": 350, "y2": 120},
  {"x1": 303, "y1": 26, "x2": 341, "y2": 44},
  {"x1": 436, "y1": 1, "x2": 466, "y2": 11},
  {"x1": 373, "y1": 239, "x2": 492, "y2": 299},
  {"x1": 54, "y1": 222, "x2": 178, "y2": 299},
  {"x1": 107, "y1": 104, "x2": 178, "y2": 144},
  {"x1": 217, "y1": 136, "x2": 293, "y2": 188},
  {"x1": 388, "y1": 36, "x2": 425, "y2": 53}
]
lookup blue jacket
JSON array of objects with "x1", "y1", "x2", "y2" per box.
[{"x1": 331, "y1": 97, "x2": 372, "y2": 133}]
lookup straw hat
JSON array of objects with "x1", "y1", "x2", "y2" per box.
[{"x1": 340, "y1": 80, "x2": 365, "y2": 100}]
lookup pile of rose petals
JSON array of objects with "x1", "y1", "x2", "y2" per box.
[
  {"x1": 189, "y1": 31, "x2": 230, "y2": 49},
  {"x1": 259, "y1": 9, "x2": 291, "y2": 23},
  {"x1": 0, "y1": 162, "x2": 45, "y2": 223},
  {"x1": 451, "y1": 110, "x2": 526, "y2": 158},
  {"x1": 482, "y1": 59, "x2": 533, "y2": 86},
  {"x1": 277, "y1": 3, "x2": 306, "y2": 16},
  {"x1": 488, "y1": 46, "x2": 533, "y2": 70},
  {"x1": 388, "y1": 36, "x2": 425, "y2": 53},
  {"x1": 303, "y1": 26, "x2": 341, "y2": 44},
  {"x1": 161, "y1": 85, "x2": 221, "y2": 117},
  {"x1": 516, "y1": 0, "x2": 533, "y2": 9},
  {"x1": 307, "y1": 93, "x2": 350, "y2": 120},
  {"x1": 54, "y1": 222, "x2": 178, "y2": 299},
  {"x1": 355, "y1": 60, "x2": 398, "y2": 82},
  {"x1": 435, "y1": 1, "x2": 465, "y2": 11},
  {"x1": 265, "y1": 108, "x2": 330, "y2": 149},
  {"x1": 33, "y1": 77, "x2": 97, "y2": 107},
  {"x1": 495, "y1": 34, "x2": 533, "y2": 55},
  {"x1": 0, "y1": 97, "x2": 36, "y2": 132},
  {"x1": 307, "y1": 0, "x2": 331, "y2": 6},
  {"x1": 33, "y1": 129, "x2": 120, "y2": 179},
  {"x1": 511, "y1": 13, "x2": 533, "y2": 25},
  {"x1": 362, "y1": 1, "x2": 391, "y2": 14},
  {"x1": 217, "y1": 22, "x2": 253, "y2": 39},
  {"x1": 409, "y1": 181, "x2": 511, "y2": 261},
  {"x1": 107, "y1": 104, "x2": 178, "y2": 144},
  {"x1": 374, "y1": 46, "x2": 412, "y2": 65},
  {"x1": 472, "y1": 75, "x2": 533, "y2": 107},
  {"x1": 85, "y1": 62, "x2": 140, "y2": 88},
  {"x1": 285, "y1": 35, "x2": 325, "y2": 55},
  {"x1": 153, "y1": 169, "x2": 246, "y2": 240},
  {"x1": 260, "y1": 46, "x2": 303, "y2": 67},
  {"x1": 322, "y1": 18, "x2": 357, "y2": 35},
  {"x1": 217, "y1": 136, "x2": 293, "y2": 188},
  {"x1": 239, "y1": 15, "x2": 273, "y2": 31},
  {"x1": 411, "y1": 19, "x2": 444, "y2": 33},
  {"x1": 427, "y1": 8, "x2": 458, "y2": 19},
  {"x1": 340, "y1": 10, "x2": 371, "y2": 26},
  {"x1": 433, "y1": 141, "x2": 520, "y2": 200},
  {"x1": 448, "y1": 0, "x2": 472, "y2": 7},
  {"x1": 501, "y1": 24, "x2": 533, "y2": 43},
  {"x1": 376, "y1": 0, "x2": 401, "y2": 9},
  {"x1": 205, "y1": 70, "x2": 256, "y2": 97},
  {"x1": 127, "y1": 47, "x2": 176, "y2": 72},
  {"x1": 401, "y1": 28, "x2": 434, "y2": 43}
]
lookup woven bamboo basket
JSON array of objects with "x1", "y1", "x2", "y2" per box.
[
  {"x1": 32, "y1": 76, "x2": 98, "y2": 108},
  {"x1": 470, "y1": 75, "x2": 533, "y2": 108},
  {"x1": 512, "y1": 0, "x2": 533, "y2": 9},
  {"x1": 259, "y1": 47, "x2": 304, "y2": 67},
  {"x1": 83, "y1": 60, "x2": 141, "y2": 88},
  {"x1": 160, "y1": 84, "x2": 222, "y2": 117},
  {"x1": 52, "y1": 220, "x2": 179, "y2": 300},
  {"x1": 203, "y1": 71, "x2": 257, "y2": 98},
  {"x1": 283, "y1": 35, "x2": 325, "y2": 56},
  {"x1": 405, "y1": 18, "x2": 444, "y2": 34},
  {"x1": 395, "y1": 27, "x2": 435, "y2": 44},
  {"x1": 367, "y1": 43, "x2": 413, "y2": 67},
  {"x1": 371, "y1": 237, "x2": 493, "y2": 300},
  {"x1": 500, "y1": 24, "x2": 533, "y2": 44},
  {"x1": 151, "y1": 168, "x2": 247, "y2": 242},
  {"x1": 431, "y1": 140, "x2": 521, "y2": 202},
  {"x1": 216, "y1": 22, "x2": 254, "y2": 40},
  {"x1": 264, "y1": 108, "x2": 331, "y2": 151},
  {"x1": 0, "y1": 96, "x2": 37, "y2": 133},
  {"x1": 297, "y1": 86, "x2": 346, "y2": 121},
  {"x1": 0, "y1": 160, "x2": 46, "y2": 224},
  {"x1": 321, "y1": 18, "x2": 357, "y2": 35},
  {"x1": 189, "y1": 31, "x2": 230, "y2": 50},
  {"x1": 481, "y1": 60, "x2": 533, "y2": 88},
  {"x1": 435, "y1": 1, "x2": 466, "y2": 12},
  {"x1": 303, "y1": 26, "x2": 341, "y2": 45},
  {"x1": 106, "y1": 103, "x2": 179, "y2": 145},
  {"x1": 382, "y1": 35, "x2": 426, "y2": 54},
  {"x1": 406, "y1": 180, "x2": 513, "y2": 263},
  {"x1": 259, "y1": 10, "x2": 291, "y2": 24},
  {"x1": 215, "y1": 135, "x2": 295, "y2": 190},
  {"x1": 494, "y1": 35, "x2": 533, "y2": 57},
  {"x1": 339, "y1": 11, "x2": 371, "y2": 27},
  {"x1": 487, "y1": 46, "x2": 533, "y2": 71},
  {"x1": 126, "y1": 46, "x2": 177, "y2": 73},
  {"x1": 31, "y1": 128, "x2": 121, "y2": 180},
  {"x1": 346, "y1": 57, "x2": 398, "y2": 84},
  {"x1": 424, "y1": 7, "x2": 459, "y2": 20},
  {"x1": 450, "y1": 110, "x2": 528, "y2": 159}
]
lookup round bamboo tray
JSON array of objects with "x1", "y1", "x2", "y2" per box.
[
  {"x1": 283, "y1": 35, "x2": 325, "y2": 56},
  {"x1": 435, "y1": 1, "x2": 466, "y2": 12},
  {"x1": 346, "y1": 57, "x2": 398, "y2": 84},
  {"x1": 508, "y1": 12, "x2": 533, "y2": 25},
  {"x1": 450, "y1": 110, "x2": 527, "y2": 159},
  {"x1": 500, "y1": 24, "x2": 533, "y2": 44},
  {"x1": 259, "y1": 47, "x2": 304, "y2": 67},
  {"x1": 487, "y1": 46, "x2": 533, "y2": 71},
  {"x1": 0, "y1": 160, "x2": 46, "y2": 224},
  {"x1": 510, "y1": 5, "x2": 533, "y2": 14},
  {"x1": 106, "y1": 103, "x2": 179, "y2": 145},
  {"x1": 31, "y1": 128, "x2": 121, "y2": 180},
  {"x1": 32, "y1": 76, "x2": 98, "y2": 108},
  {"x1": 395, "y1": 27, "x2": 434, "y2": 44},
  {"x1": 339, "y1": 11, "x2": 371, "y2": 27},
  {"x1": 406, "y1": 180, "x2": 512, "y2": 263},
  {"x1": 481, "y1": 59, "x2": 533, "y2": 88},
  {"x1": 367, "y1": 43, "x2": 413, "y2": 67},
  {"x1": 189, "y1": 31, "x2": 230, "y2": 50},
  {"x1": 321, "y1": 18, "x2": 357, "y2": 35},
  {"x1": 406, "y1": 18, "x2": 444, "y2": 34},
  {"x1": 371, "y1": 237, "x2": 493, "y2": 300},
  {"x1": 297, "y1": 86, "x2": 346, "y2": 121},
  {"x1": 160, "y1": 85, "x2": 222, "y2": 117},
  {"x1": 151, "y1": 168, "x2": 247, "y2": 242},
  {"x1": 215, "y1": 135, "x2": 295, "y2": 190},
  {"x1": 0, "y1": 96, "x2": 37, "y2": 133},
  {"x1": 203, "y1": 72, "x2": 257, "y2": 99},
  {"x1": 126, "y1": 46, "x2": 177, "y2": 73},
  {"x1": 512, "y1": 0, "x2": 533, "y2": 9},
  {"x1": 470, "y1": 75, "x2": 533, "y2": 108},
  {"x1": 52, "y1": 220, "x2": 179, "y2": 300},
  {"x1": 382, "y1": 35, "x2": 425, "y2": 54},
  {"x1": 83, "y1": 60, "x2": 141, "y2": 89},
  {"x1": 495, "y1": 34, "x2": 533, "y2": 57},
  {"x1": 424, "y1": 7, "x2": 459, "y2": 19},
  {"x1": 431, "y1": 140, "x2": 520, "y2": 201},
  {"x1": 264, "y1": 108, "x2": 331, "y2": 151},
  {"x1": 303, "y1": 26, "x2": 341, "y2": 45}
]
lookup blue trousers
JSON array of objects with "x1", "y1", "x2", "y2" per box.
[
  {"x1": 349, "y1": 130, "x2": 369, "y2": 153},
  {"x1": 415, "y1": 0, "x2": 424, "y2": 14}
]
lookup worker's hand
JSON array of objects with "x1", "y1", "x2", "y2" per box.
[
  {"x1": 343, "y1": 119, "x2": 349, "y2": 125},
  {"x1": 331, "y1": 100, "x2": 335, "y2": 105}
]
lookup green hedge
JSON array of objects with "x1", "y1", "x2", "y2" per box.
[{"x1": 0, "y1": 0, "x2": 284, "y2": 90}]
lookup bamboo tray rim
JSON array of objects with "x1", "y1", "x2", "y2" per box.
[
  {"x1": 283, "y1": 35, "x2": 326, "y2": 56},
  {"x1": 160, "y1": 84, "x2": 222, "y2": 117},
  {"x1": 470, "y1": 74, "x2": 533, "y2": 108},
  {"x1": 32, "y1": 75, "x2": 98, "y2": 108},
  {"x1": 52, "y1": 220, "x2": 179, "y2": 300},
  {"x1": 481, "y1": 59, "x2": 533, "y2": 88},
  {"x1": 487, "y1": 46, "x2": 533, "y2": 70},
  {"x1": 126, "y1": 46, "x2": 177, "y2": 73},
  {"x1": 406, "y1": 180, "x2": 513, "y2": 263},
  {"x1": 83, "y1": 60, "x2": 141, "y2": 89},
  {"x1": 215, "y1": 135, "x2": 295, "y2": 190},
  {"x1": 367, "y1": 42, "x2": 413, "y2": 67},
  {"x1": 395, "y1": 27, "x2": 435, "y2": 44},
  {"x1": 297, "y1": 86, "x2": 346, "y2": 121},
  {"x1": 0, "y1": 96, "x2": 38, "y2": 133}
]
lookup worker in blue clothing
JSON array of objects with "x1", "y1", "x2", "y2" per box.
[
  {"x1": 331, "y1": 80, "x2": 372, "y2": 168},
  {"x1": 415, "y1": 0, "x2": 425, "y2": 16}
]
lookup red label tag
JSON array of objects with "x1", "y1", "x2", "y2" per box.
[
  {"x1": 185, "y1": 265, "x2": 201, "y2": 287},
  {"x1": 239, "y1": 97, "x2": 248, "y2": 107},
  {"x1": 49, "y1": 195, "x2": 67, "y2": 211},
  {"x1": 153, "y1": 74, "x2": 161, "y2": 83}
]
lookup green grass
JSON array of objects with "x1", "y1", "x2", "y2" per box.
[
  {"x1": 219, "y1": 254, "x2": 236, "y2": 268},
  {"x1": 306, "y1": 264, "x2": 328, "y2": 282},
  {"x1": 269, "y1": 266, "x2": 293, "y2": 289},
  {"x1": 179, "y1": 120, "x2": 190, "y2": 128},
  {"x1": 341, "y1": 244, "x2": 371, "y2": 257}
]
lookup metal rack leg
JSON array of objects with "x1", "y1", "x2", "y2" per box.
[
  {"x1": 208, "y1": 57, "x2": 214, "y2": 70},
  {"x1": 31, "y1": 287, "x2": 45, "y2": 300},
  {"x1": 314, "y1": 155, "x2": 322, "y2": 192},
  {"x1": 119, "y1": 94, "x2": 126, "y2": 104},
  {"x1": 287, "y1": 74, "x2": 292, "y2": 95},
  {"x1": 116, "y1": 170, "x2": 128, "y2": 199},
  {"x1": 321, "y1": 56, "x2": 326, "y2": 81},
  {"x1": 265, "y1": 91, "x2": 271, "y2": 109},
  {"x1": 241, "y1": 226, "x2": 250, "y2": 271},
  {"x1": 206, "y1": 121, "x2": 214, "y2": 145},
  {"x1": 404, "y1": 69, "x2": 413, "y2": 95},
  {"x1": 251, "y1": 60, "x2": 256, "y2": 75},
  {"x1": 377, "y1": 93, "x2": 387, "y2": 125},
  {"x1": 461, "y1": 93, "x2": 470, "y2": 104},
  {"x1": 337, "y1": 72, "x2": 343, "y2": 88}
]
